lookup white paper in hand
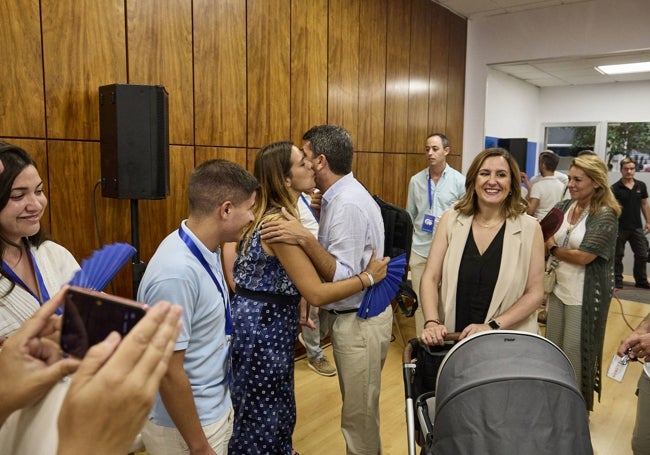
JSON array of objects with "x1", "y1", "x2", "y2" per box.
[{"x1": 606, "y1": 354, "x2": 628, "y2": 382}]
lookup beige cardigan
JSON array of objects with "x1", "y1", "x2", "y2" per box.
[{"x1": 439, "y1": 210, "x2": 540, "y2": 334}]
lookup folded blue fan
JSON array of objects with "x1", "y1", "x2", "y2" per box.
[
  {"x1": 69, "y1": 243, "x2": 136, "y2": 291},
  {"x1": 357, "y1": 253, "x2": 407, "y2": 319}
]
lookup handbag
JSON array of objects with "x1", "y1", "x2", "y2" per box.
[{"x1": 543, "y1": 268, "x2": 556, "y2": 295}]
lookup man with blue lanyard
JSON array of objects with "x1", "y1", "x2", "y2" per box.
[
  {"x1": 138, "y1": 160, "x2": 258, "y2": 455},
  {"x1": 406, "y1": 133, "x2": 465, "y2": 332}
]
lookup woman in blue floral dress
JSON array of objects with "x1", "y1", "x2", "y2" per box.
[{"x1": 227, "y1": 141, "x2": 388, "y2": 455}]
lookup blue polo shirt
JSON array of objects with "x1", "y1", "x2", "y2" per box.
[{"x1": 137, "y1": 220, "x2": 232, "y2": 427}]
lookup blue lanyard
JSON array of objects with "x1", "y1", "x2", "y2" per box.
[
  {"x1": 178, "y1": 225, "x2": 232, "y2": 336},
  {"x1": 300, "y1": 194, "x2": 318, "y2": 223},
  {"x1": 427, "y1": 175, "x2": 433, "y2": 210},
  {"x1": 2, "y1": 250, "x2": 54, "y2": 312}
]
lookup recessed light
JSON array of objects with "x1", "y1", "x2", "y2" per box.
[{"x1": 595, "y1": 62, "x2": 650, "y2": 75}]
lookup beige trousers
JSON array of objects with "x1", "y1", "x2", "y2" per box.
[
  {"x1": 324, "y1": 305, "x2": 393, "y2": 455},
  {"x1": 142, "y1": 406, "x2": 233, "y2": 455}
]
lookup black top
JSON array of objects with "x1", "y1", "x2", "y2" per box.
[
  {"x1": 611, "y1": 179, "x2": 648, "y2": 230},
  {"x1": 455, "y1": 223, "x2": 505, "y2": 332}
]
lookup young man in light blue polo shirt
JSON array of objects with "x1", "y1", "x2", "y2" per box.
[{"x1": 138, "y1": 160, "x2": 258, "y2": 455}]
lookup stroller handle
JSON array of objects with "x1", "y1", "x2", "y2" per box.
[{"x1": 403, "y1": 332, "x2": 460, "y2": 363}]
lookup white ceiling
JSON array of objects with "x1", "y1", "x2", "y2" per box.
[
  {"x1": 434, "y1": 0, "x2": 593, "y2": 19},
  {"x1": 433, "y1": 0, "x2": 650, "y2": 87}
]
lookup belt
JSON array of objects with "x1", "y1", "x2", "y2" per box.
[
  {"x1": 234, "y1": 285, "x2": 300, "y2": 306},
  {"x1": 326, "y1": 307, "x2": 359, "y2": 315}
]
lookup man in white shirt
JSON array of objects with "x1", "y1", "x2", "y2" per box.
[{"x1": 525, "y1": 150, "x2": 565, "y2": 220}]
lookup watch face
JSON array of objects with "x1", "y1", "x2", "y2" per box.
[{"x1": 489, "y1": 319, "x2": 500, "y2": 330}]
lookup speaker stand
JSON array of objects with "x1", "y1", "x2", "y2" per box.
[{"x1": 131, "y1": 199, "x2": 147, "y2": 299}]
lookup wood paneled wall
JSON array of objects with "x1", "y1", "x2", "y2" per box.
[{"x1": 0, "y1": 0, "x2": 466, "y2": 297}]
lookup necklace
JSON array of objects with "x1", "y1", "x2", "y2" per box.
[
  {"x1": 474, "y1": 217, "x2": 504, "y2": 229},
  {"x1": 567, "y1": 204, "x2": 588, "y2": 233}
]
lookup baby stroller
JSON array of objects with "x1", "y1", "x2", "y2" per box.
[
  {"x1": 402, "y1": 334, "x2": 458, "y2": 455},
  {"x1": 403, "y1": 330, "x2": 593, "y2": 455}
]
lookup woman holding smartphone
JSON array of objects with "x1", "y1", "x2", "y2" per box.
[{"x1": 0, "y1": 144, "x2": 79, "y2": 338}]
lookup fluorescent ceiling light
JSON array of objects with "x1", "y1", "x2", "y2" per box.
[{"x1": 595, "y1": 61, "x2": 650, "y2": 75}]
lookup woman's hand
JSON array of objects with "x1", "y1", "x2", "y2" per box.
[
  {"x1": 0, "y1": 289, "x2": 81, "y2": 425},
  {"x1": 544, "y1": 237, "x2": 556, "y2": 252},
  {"x1": 459, "y1": 323, "x2": 491, "y2": 340},
  {"x1": 364, "y1": 251, "x2": 389, "y2": 283},
  {"x1": 420, "y1": 323, "x2": 448, "y2": 346},
  {"x1": 58, "y1": 300, "x2": 182, "y2": 454},
  {"x1": 260, "y1": 208, "x2": 311, "y2": 246}
]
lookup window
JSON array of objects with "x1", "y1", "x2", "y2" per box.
[
  {"x1": 606, "y1": 122, "x2": 650, "y2": 171},
  {"x1": 544, "y1": 125, "x2": 597, "y2": 172}
]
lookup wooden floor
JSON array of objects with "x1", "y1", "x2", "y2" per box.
[{"x1": 293, "y1": 294, "x2": 649, "y2": 454}]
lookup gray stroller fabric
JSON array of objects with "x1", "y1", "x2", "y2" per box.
[{"x1": 421, "y1": 330, "x2": 593, "y2": 455}]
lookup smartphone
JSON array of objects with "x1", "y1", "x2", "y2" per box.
[{"x1": 60, "y1": 286, "x2": 147, "y2": 359}]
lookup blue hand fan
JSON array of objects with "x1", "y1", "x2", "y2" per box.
[
  {"x1": 69, "y1": 243, "x2": 136, "y2": 291},
  {"x1": 357, "y1": 253, "x2": 407, "y2": 319}
]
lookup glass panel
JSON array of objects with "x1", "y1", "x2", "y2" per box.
[
  {"x1": 606, "y1": 122, "x2": 650, "y2": 171},
  {"x1": 544, "y1": 125, "x2": 597, "y2": 171}
]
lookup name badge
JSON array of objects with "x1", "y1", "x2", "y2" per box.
[
  {"x1": 422, "y1": 214, "x2": 435, "y2": 233},
  {"x1": 606, "y1": 354, "x2": 628, "y2": 382}
]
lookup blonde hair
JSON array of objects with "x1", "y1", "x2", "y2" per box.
[
  {"x1": 455, "y1": 147, "x2": 527, "y2": 218},
  {"x1": 570, "y1": 155, "x2": 621, "y2": 217}
]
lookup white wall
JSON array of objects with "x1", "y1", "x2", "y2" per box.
[
  {"x1": 464, "y1": 0, "x2": 650, "y2": 173},
  {"x1": 539, "y1": 82, "x2": 650, "y2": 123},
  {"x1": 485, "y1": 68, "x2": 540, "y2": 140}
]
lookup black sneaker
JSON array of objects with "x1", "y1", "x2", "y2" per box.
[
  {"x1": 635, "y1": 282, "x2": 650, "y2": 289},
  {"x1": 615, "y1": 282, "x2": 624, "y2": 289}
]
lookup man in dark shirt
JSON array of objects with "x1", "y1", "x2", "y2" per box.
[{"x1": 611, "y1": 158, "x2": 650, "y2": 289}]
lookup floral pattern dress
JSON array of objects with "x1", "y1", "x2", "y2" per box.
[{"x1": 228, "y1": 228, "x2": 301, "y2": 455}]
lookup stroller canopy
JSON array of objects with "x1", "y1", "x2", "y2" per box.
[{"x1": 429, "y1": 330, "x2": 592, "y2": 455}]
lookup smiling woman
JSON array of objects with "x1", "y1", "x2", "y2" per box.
[
  {"x1": 544, "y1": 154, "x2": 621, "y2": 411},
  {"x1": 419, "y1": 147, "x2": 545, "y2": 347},
  {"x1": 0, "y1": 144, "x2": 80, "y2": 338}
]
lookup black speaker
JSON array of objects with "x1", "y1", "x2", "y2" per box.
[
  {"x1": 99, "y1": 84, "x2": 169, "y2": 199},
  {"x1": 498, "y1": 138, "x2": 528, "y2": 173}
]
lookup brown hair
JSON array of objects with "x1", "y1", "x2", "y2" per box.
[
  {"x1": 455, "y1": 147, "x2": 527, "y2": 218},
  {"x1": 241, "y1": 141, "x2": 300, "y2": 252}
]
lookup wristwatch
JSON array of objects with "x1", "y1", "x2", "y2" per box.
[
  {"x1": 550, "y1": 245, "x2": 559, "y2": 256},
  {"x1": 488, "y1": 319, "x2": 501, "y2": 330}
]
